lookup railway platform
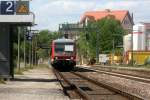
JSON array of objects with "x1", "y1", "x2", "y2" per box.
[{"x1": 0, "y1": 66, "x2": 69, "y2": 100}]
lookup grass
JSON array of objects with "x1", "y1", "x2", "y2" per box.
[
  {"x1": 14, "y1": 64, "x2": 35, "y2": 75},
  {"x1": 126, "y1": 64, "x2": 150, "y2": 68},
  {"x1": 37, "y1": 64, "x2": 49, "y2": 68},
  {"x1": 107, "y1": 64, "x2": 150, "y2": 70},
  {"x1": 14, "y1": 69, "x2": 21, "y2": 75},
  {"x1": 0, "y1": 78, "x2": 6, "y2": 84},
  {"x1": 14, "y1": 63, "x2": 49, "y2": 75}
]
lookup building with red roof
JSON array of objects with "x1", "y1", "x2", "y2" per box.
[{"x1": 80, "y1": 9, "x2": 134, "y2": 34}]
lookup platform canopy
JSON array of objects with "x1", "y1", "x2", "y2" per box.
[
  {"x1": 0, "y1": 0, "x2": 34, "y2": 25},
  {"x1": 0, "y1": 14, "x2": 34, "y2": 25}
]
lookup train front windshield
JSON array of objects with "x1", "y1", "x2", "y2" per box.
[{"x1": 55, "y1": 43, "x2": 74, "y2": 55}]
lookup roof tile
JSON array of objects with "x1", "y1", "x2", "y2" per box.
[{"x1": 81, "y1": 10, "x2": 128, "y2": 23}]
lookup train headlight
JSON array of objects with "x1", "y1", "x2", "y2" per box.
[
  {"x1": 71, "y1": 57, "x2": 74, "y2": 60},
  {"x1": 51, "y1": 59, "x2": 54, "y2": 62},
  {"x1": 55, "y1": 57, "x2": 58, "y2": 60}
]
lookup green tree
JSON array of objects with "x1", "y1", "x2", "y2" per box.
[
  {"x1": 78, "y1": 17, "x2": 125, "y2": 62},
  {"x1": 98, "y1": 17, "x2": 124, "y2": 53},
  {"x1": 77, "y1": 32, "x2": 89, "y2": 58},
  {"x1": 37, "y1": 30, "x2": 62, "y2": 59}
]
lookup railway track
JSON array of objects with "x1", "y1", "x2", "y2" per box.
[
  {"x1": 77, "y1": 66, "x2": 150, "y2": 84},
  {"x1": 53, "y1": 68, "x2": 144, "y2": 100}
]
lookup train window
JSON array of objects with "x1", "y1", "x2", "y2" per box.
[{"x1": 55, "y1": 43, "x2": 74, "y2": 54}]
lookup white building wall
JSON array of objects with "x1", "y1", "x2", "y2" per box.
[
  {"x1": 124, "y1": 23, "x2": 148, "y2": 52},
  {"x1": 146, "y1": 30, "x2": 150, "y2": 50},
  {"x1": 133, "y1": 24, "x2": 146, "y2": 51},
  {"x1": 124, "y1": 34, "x2": 132, "y2": 52}
]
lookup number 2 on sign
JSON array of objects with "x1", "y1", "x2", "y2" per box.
[{"x1": 6, "y1": 1, "x2": 13, "y2": 12}]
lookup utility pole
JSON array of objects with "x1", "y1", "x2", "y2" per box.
[{"x1": 17, "y1": 27, "x2": 21, "y2": 71}]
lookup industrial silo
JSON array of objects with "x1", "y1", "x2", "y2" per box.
[{"x1": 133, "y1": 23, "x2": 146, "y2": 51}]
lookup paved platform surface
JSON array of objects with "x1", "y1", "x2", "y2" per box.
[{"x1": 0, "y1": 67, "x2": 69, "y2": 100}]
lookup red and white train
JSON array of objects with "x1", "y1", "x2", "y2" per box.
[{"x1": 50, "y1": 38, "x2": 76, "y2": 71}]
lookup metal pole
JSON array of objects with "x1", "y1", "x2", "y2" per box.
[
  {"x1": 29, "y1": 41, "x2": 31, "y2": 68},
  {"x1": 17, "y1": 27, "x2": 21, "y2": 71},
  {"x1": 32, "y1": 34, "x2": 34, "y2": 67},
  {"x1": 29, "y1": 41, "x2": 32, "y2": 68},
  {"x1": 36, "y1": 33, "x2": 39, "y2": 66},
  {"x1": 29, "y1": 27, "x2": 32, "y2": 68},
  {"x1": 10, "y1": 26, "x2": 14, "y2": 78},
  {"x1": 24, "y1": 27, "x2": 26, "y2": 68},
  {"x1": 131, "y1": 13, "x2": 134, "y2": 66},
  {"x1": 96, "y1": 30, "x2": 99, "y2": 63},
  {"x1": 112, "y1": 38, "x2": 115, "y2": 65},
  {"x1": 28, "y1": 37, "x2": 29, "y2": 65},
  {"x1": 35, "y1": 35, "x2": 37, "y2": 66}
]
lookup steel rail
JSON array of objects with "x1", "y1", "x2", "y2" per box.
[
  {"x1": 80, "y1": 67, "x2": 150, "y2": 84},
  {"x1": 53, "y1": 69, "x2": 92, "y2": 100},
  {"x1": 94, "y1": 65, "x2": 150, "y2": 79},
  {"x1": 73, "y1": 72, "x2": 144, "y2": 100}
]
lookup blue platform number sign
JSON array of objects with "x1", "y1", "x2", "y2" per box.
[{"x1": 1, "y1": 1, "x2": 15, "y2": 15}]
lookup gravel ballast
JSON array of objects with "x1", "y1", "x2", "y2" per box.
[{"x1": 83, "y1": 71, "x2": 150, "y2": 99}]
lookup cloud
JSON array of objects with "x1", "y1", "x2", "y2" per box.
[
  {"x1": 94, "y1": 0, "x2": 150, "y2": 23},
  {"x1": 31, "y1": 0, "x2": 150, "y2": 31},
  {"x1": 34, "y1": 0, "x2": 96, "y2": 16},
  {"x1": 31, "y1": 0, "x2": 96, "y2": 30}
]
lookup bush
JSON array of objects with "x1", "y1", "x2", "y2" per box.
[
  {"x1": 88, "y1": 58, "x2": 96, "y2": 65},
  {"x1": 128, "y1": 60, "x2": 136, "y2": 66},
  {"x1": 144, "y1": 56, "x2": 150, "y2": 65}
]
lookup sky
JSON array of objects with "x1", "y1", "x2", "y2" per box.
[{"x1": 30, "y1": 0, "x2": 150, "y2": 31}]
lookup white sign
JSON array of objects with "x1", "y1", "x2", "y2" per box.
[
  {"x1": 99, "y1": 54, "x2": 109, "y2": 63},
  {"x1": 65, "y1": 45, "x2": 73, "y2": 51},
  {"x1": 0, "y1": 15, "x2": 34, "y2": 23}
]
